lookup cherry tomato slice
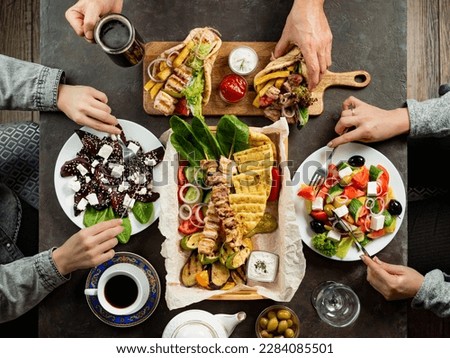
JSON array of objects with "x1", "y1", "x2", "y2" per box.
[
  {"x1": 178, "y1": 219, "x2": 201, "y2": 235},
  {"x1": 297, "y1": 184, "x2": 315, "y2": 201}
]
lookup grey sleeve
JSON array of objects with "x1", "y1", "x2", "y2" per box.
[
  {"x1": 407, "y1": 92, "x2": 450, "y2": 137},
  {"x1": 0, "y1": 55, "x2": 64, "y2": 111},
  {"x1": 0, "y1": 249, "x2": 69, "y2": 323},
  {"x1": 411, "y1": 269, "x2": 450, "y2": 318}
]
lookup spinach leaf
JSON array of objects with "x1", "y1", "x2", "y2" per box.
[
  {"x1": 216, "y1": 115, "x2": 250, "y2": 157},
  {"x1": 117, "y1": 216, "x2": 132, "y2": 244},
  {"x1": 83, "y1": 206, "x2": 109, "y2": 227},
  {"x1": 191, "y1": 116, "x2": 224, "y2": 159},
  {"x1": 170, "y1": 133, "x2": 204, "y2": 167},
  {"x1": 132, "y1": 201, "x2": 154, "y2": 224}
]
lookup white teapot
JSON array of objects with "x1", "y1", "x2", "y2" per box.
[{"x1": 162, "y1": 310, "x2": 246, "y2": 338}]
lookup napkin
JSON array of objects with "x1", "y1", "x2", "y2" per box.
[{"x1": 159, "y1": 118, "x2": 306, "y2": 310}]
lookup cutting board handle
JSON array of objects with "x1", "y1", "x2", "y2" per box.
[{"x1": 309, "y1": 70, "x2": 371, "y2": 115}]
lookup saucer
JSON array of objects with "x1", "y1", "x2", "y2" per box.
[{"x1": 85, "y1": 251, "x2": 161, "y2": 327}]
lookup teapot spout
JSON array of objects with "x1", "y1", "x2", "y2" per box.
[{"x1": 215, "y1": 311, "x2": 246, "y2": 337}]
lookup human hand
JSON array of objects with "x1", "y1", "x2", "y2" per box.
[
  {"x1": 274, "y1": 0, "x2": 332, "y2": 90},
  {"x1": 65, "y1": 0, "x2": 123, "y2": 42},
  {"x1": 52, "y1": 219, "x2": 123, "y2": 276},
  {"x1": 327, "y1": 96, "x2": 410, "y2": 148},
  {"x1": 57, "y1": 84, "x2": 121, "y2": 135},
  {"x1": 361, "y1": 255, "x2": 424, "y2": 300}
]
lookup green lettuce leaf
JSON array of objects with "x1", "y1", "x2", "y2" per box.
[
  {"x1": 132, "y1": 202, "x2": 154, "y2": 224},
  {"x1": 216, "y1": 115, "x2": 250, "y2": 157}
]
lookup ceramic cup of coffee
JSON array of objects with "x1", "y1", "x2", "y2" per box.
[{"x1": 84, "y1": 263, "x2": 149, "y2": 315}]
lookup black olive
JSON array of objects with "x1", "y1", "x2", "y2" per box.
[
  {"x1": 387, "y1": 199, "x2": 403, "y2": 216},
  {"x1": 348, "y1": 155, "x2": 365, "y2": 167},
  {"x1": 310, "y1": 220, "x2": 326, "y2": 234}
]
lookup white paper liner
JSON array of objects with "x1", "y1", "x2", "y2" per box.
[{"x1": 159, "y1": 118, "x2": 306, "y2": 310}]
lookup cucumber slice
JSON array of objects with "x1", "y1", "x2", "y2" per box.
[
  {"x1": 326, "y1": 183, "x2": 344, "y2": 204},
  {"x1": 369, "y1": 165, "x2": 383, "y2": 181},
  {"x1": 184, "y1": 186, "x2": 202, "y2": 204},
  {"x1": 184, "y1": 166, "x2": 196, "y2": 183},
  {"x1": 348, "y1": 198, "x2": 364, "y2": 222},
  {"x1": 382, "y1": 210, "x2": 394, "y2": 227}
]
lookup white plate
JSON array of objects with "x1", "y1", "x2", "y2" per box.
[
  {"x1": 293, "y1": 142, "x2": 406, "y2": 261},
  {"x1": 54, "y1": 119, "x2": 163, "y2": 234}
]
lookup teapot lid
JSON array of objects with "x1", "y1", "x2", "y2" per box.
[{"x1": 162, "y1": 310, "x2": 227, "y2": 338}]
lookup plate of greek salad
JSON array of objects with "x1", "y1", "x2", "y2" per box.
[
  {"x1": 54, "y1": 119, "x2": 164, "y2": 243},
  {"x1": 293, "y1": 142, "x2": 406, "y2": 261}
]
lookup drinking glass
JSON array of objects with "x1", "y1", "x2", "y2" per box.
[{"x1": 311, "y1": 281, "x2": 360, "y2": 327}]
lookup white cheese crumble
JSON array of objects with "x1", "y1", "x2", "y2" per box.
[
  {"x1": 77, "y1": 164, "x2": 88, "y2": 176},
  {"x1": 127, "y1": 142, "x2": 140, "y2": 154},
  {"x1": 77, "y1": 197, "x2": 88, "y2": 211},
  {"x1": 86, "y1": 193, "x2": 99, "y2": 206},
  {"x1": 97, "y1": 144, "x2": 113, "y2": 160}
]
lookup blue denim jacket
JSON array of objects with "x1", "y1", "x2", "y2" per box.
[{"x1": 0, "y1": 55, "x2": 68, "y2": 323}]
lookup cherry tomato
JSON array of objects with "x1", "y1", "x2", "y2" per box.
[
  {"x1": 352, "y1": 166, "x2": 369, "y2": 189},
  {"x1": 174, "y1": 97, "x2": 190, "y2": 116},
  {"x1": 178, "y1": 165, "x2": 187, "y2": 186},
  {"x1": 297, "y1": 184, "x2": 315, "y2": 201},
  {"x1": 268, "y1": 166, "x2": 281, "y2": 201},
  {"x1": 367, "y1": 228, "x2": 386, "y2": 239},
  {"x1": 258, "y1": 95, "x2": 274, "y2": 107},
  {"x1": 310, "y1": 210, "x2": 328, "y2": 222},
  {"x1": 178, "y1": 219, "x2": 201, "y2": 235}
]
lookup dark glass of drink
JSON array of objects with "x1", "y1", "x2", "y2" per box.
[{"x1": 94, "y1": 13, "x2": 145, "y2": 67}]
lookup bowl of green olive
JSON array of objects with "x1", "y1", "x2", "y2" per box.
[{"x1": 255, "y1": 305, "x2": 300, "y2": 338}]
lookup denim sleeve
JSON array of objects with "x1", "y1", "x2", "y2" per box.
[
  {"x1": 0, "y1": 249, "x2": 69, "y2": 323},
  {"x1": 411, "y1": 269, "x2": 450, "y2": 318},
  {"x1": 407, "y1": 92, "x2": 450, "y2": 138},
  {"x1": 0, "y1": 54, "x2": 64, "y2": 111}
]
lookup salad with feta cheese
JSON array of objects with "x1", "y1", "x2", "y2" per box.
[
  {"x1": 297, "y1": 154, "x2": 403, "y2": 259},
  {"x1": 59, "y1": 125, "x2": 164, "y2": 243}
]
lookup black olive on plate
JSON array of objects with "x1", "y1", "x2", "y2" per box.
[
  {"x1": 310, "y1": 220, "x2": 326, "y2": 234},
  {"x1": 387, "y1": 199, "x2": 403, "y2": 216},
  {"x1": 348, "y1": 155, "x2": 365, "y2": 167}
]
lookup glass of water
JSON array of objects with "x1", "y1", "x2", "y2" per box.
[{"x1": 311, "y1": 281, "x2": 360, "y2": 327}]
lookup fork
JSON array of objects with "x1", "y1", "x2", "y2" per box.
[
  {"x1": 308, "y1": 127, "x2": 349, "y2": 193},
  {"x1": 308, "y1": 147, "x2": 336, "y2": 193},
  {"x1": 332, "y1": 213, "x2": 370, "y2": 257},
  {"x1": 116, "y1": 135, "x2": 136, "y2": 165}
]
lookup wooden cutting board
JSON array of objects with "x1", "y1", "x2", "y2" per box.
[{"x1": 143, "y1": 41, "x2": 371, "y2": 117}]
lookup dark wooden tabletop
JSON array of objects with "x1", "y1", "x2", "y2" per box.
[{"x1": 39, "y1": 0, "x2": 407, "y2": 337}]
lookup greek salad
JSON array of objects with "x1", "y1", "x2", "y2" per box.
[{"x1": 297, "y1": 155, "x2": 403, "y2": 259}]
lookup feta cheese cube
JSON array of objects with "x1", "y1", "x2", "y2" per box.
[
  {"x1": 77, "y1": 163, "x2": 88, "y2": 176},
  {"x1": 370, "y1": 214, "x2": 385, "y2": 231},
  {"x1": 77, "y1": 198, "x2": 88, "y2": 211},
  {"x1": 85, "y1": 176, "x2": 91, "y2": 183},
  {"x1": 123, "y1": 194, "x2": 136, "y2": 209},
  {"x1": 367, "y1": 181, "x2": 378, "y2": 196},
  {"x1": 312, "y1": 197, "x2": 324, "y2": 211},
  {"x1": 110, "y1": 134, "x2": 117, "y2": 141},
  {"x1": 327, "y1": 229, "x2": 342, "y2": 242},
  {"x1": 127, "y1": 142, "x2": 140, "y2": 154},
  {"x1": 138, "y1": 187, "x2": 147, "y2": 195},
  {"x1": 68, "y1": 178, "x2": 81, "y2": 192},
  {"x1": 144, "y1": 158, "x2": 157, "y2": 167},
  {"x1": 118, "y1": 181, "x2": 130, "y2": 193},
  {"x1": 86, "y1": 193, "x2": 99, "y2": 206},
  {"x1": 338, "y1": 166, "x2": 353, "y2": 178},
  {"x1": 333, "y1": 205, "x2": 349, "y2": 218},
  {"x1": 111, "y1": 164, "x2": 125, "y2": 178},
  {"x1": 97, "y1": 144, "x2": 113, "y2": 160},
  {"x1": 91, "y1": 160, "x2": 99, "y2": 168}
]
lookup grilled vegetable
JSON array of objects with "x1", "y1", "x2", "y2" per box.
[{"x1": 181, "y1": 252, "x2": 204, "y2": 287}]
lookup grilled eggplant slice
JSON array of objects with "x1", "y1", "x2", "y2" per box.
[
  {"x1": 181, "y1": 252, "x2": 203, "y2": 287},
  {"x1": 210, "y1": 261, "x2": 230, "y2": 289}
]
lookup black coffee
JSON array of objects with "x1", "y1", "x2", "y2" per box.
[
  {"x1": 104, "y1": 275, "x2": 138, "y2": 308},
  {"x1": 99, "y1": 19, "x2": 130, "y2": 49}
]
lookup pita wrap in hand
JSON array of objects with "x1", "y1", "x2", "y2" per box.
[
  {"x1": 252, "y1": 46, "x2": 315, "y2": 128},
  {"x1": 145, "y1": 27, "x2": 222, "y2": 118}
]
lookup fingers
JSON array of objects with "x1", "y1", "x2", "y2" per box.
[
  {"x1": 372, "y1": 256, "x2": 406, "y2": 275},
  {"x1": 82, "y1": 3, "x2": 101, "y2": 42},
  {"x1": 302, "y1": 51, "x2": 320, "y2": 90},
  {"x1": 342, "y1": 96, "x2": 363, "y2": 110},
  {"x1": 273, "y1": 36, "x2": 290, "y2": 58},
  {"x1": 84, "y1": 218, "x2": 123, "y2": 236},
  {"x1": 65, "y1": 9, "x2": 85, "y2": 37}
]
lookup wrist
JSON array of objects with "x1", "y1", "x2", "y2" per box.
[
  {"x1": 392, "y1": 107, "x2": 411, "y2": 136},
  {"x1": 52, "y1": 246, "x2": 72, "y2": 276}
]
